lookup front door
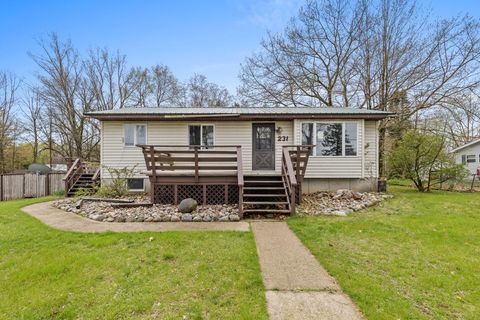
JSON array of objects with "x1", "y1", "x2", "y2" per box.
[{"x1": 252, "y1": 123, "x2": 275, "y2": 170}]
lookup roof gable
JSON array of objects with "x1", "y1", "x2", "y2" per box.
[{"x1": 451, "y1": 139, "x2": 480, "y2": 153}]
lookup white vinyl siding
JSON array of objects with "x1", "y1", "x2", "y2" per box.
[
  {"x1": 101, "y1": 119, "x2": 379, "y2": 180},
  {"x1": 454, "y1": 141, "x2": 480, "y2": 174},
  {"x1": 101, "y1": 120, "x2": 294, "y2": 179},
  {"x1": 363, "y1": 120, "x2": 379, "y2": 179}
]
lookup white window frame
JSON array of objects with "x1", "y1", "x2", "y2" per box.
[
  {"x1": 127, "y1": 178, "x2": 145, "y2": 192},
  {"x1": 123, "y1": 123, "x2": 147, "y2": 147},
  {"x1": 188, "y1": 124, "x2": 215, "y2": 147},
  {"x1": 301, "y1": 121, "x2": 359, "y2": 157}
]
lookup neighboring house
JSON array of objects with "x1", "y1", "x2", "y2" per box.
[
  {"x1": 451, "y1": 139, "x2": 480, "y2": 175},
  {"x1": 82, "y1": 107, "x2": 392, "y2": 216}
]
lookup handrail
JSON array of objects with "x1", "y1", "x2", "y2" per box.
[
  {"x1": 282, "y1": 147, "x2": 297, "y2": 215},
  {"x1": 139, "y1": 145, "x2": 241, "y2": 175},
  {"x1": 63, "y1": 158, "x2": 81, "y2": 181},
  {"x1": 236, "y1": 146, "x2": 244, "y2": 187},
  {"x1": 92, "y1": 167, "x2": 101, "y2": 181},
  {"x1": 283, "y1": 148, "x2": 297, "y2": 187},
  {"x1": 137, "y1": 144, "x2": 241, "y2": 148},
  {"x1": 236, "y1": 146, "x2": 244, "y2": 217}
]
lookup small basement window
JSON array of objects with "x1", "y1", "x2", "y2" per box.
[
  {"x1": 127, "y1": 178, "x2": 145, "y2": 191},
  {"x1": 466, "y1": 155, "x2": 476, "y2": 163}
]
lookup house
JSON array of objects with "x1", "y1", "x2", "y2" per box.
[
  {"x1": 80, "y1": 107, "x2": 392, "y2": 216},
  {"x1": 451, "y1": 139, "x2": 480, "y2": 175}
]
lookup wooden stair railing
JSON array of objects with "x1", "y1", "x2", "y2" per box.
[
  {"x1": 63, "y1": 158, "x2": 100, "y2": 197},
  {"x1": 282, "y1": 147, "x2": 298, "y2": 215},
  {"x1": 281, "y1": 145, "x2": 314, "y2": 214},
  {"x1": 63, "y1": 158, "x2": 82, "y2": 195},
  {"x1": 236, "y1": 146, "x2": 244, "y2": 217}
]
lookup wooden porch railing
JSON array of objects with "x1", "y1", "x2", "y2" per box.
[
  {"x1": 138, "y1": 145, "x2": 244, "y2": 215},
  {"x1": 281, "y1": 145, "x2": 314, "y2": 214}
]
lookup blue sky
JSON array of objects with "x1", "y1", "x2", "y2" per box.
[{"x1": 1, "y1": 0, "x2": 479, "y2": 93}]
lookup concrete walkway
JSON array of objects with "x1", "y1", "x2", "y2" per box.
[
  {"x1": 251, "y1": 221, "x2": 364, "y2": 320},
  {"x1": 22, "y1": 201, "x2": 249, "y2": 233}
]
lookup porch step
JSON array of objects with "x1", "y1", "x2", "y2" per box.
[
  {"x1": 244, "y1": 180, "x2": 283, "y2": 184},
  {"x1": 244, "y1": 193, "x2": 287, "y2": 197},
  {"x1": 244, "y1": 201, "x2": 288, "y2": 205},
  {"x1": 244, "y1": 187, "x2": 284, "y2": 190},
  {"x1": 243, "y1": 209, "x2": 291, "y2": 214},
  {"x1": 242, "y1": 174, "x2": 291, "y2": 216}
]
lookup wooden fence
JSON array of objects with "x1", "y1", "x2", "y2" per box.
[{"x1": 0, "y1": 173, "x2": 65, "y2": 201}]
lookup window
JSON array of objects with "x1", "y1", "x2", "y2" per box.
[
  {"x1": 127, "y1": 178, "x2": 145, "y2": 191},
  {"x1": 345, "y1": 123, "x2": 358, "y2": 156},
  {"x1": 317, "y1": 123, "x2": 343, "y2": 156},
  {"x1": 301, "y1": 122, "x2": 358, "y2": 156},
  {"x1": 302, "y1": 123, "x2": 314, "y2": 155},
  {"x1": 124, "y1": 124, "x2": 146, "y2": 146},
  {"x1": 466, "y1": 155, "x2": 476, "y2": 163},
  {"x1": 189, "y1": 125, "x2": 214, "y2": 147},
  {"x1": 462, "y1": 155, "x2": 467, "y2": 164}
]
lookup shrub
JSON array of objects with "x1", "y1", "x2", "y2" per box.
[
  {"x1": 388, "y1": 130, "x2": 468, "y2": 192},
  {"x1": 95, "y1": 165, "x2": 138, "y2": 198},
  {"x1": 53, "y1": 189, "x2": 65, "y2": 197}
]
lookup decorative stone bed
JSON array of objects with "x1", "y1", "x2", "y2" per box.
[
  {"x1": 52, "y1": 197, "x2": 240, "y2": 222},
  {"x1": 298, "y1": 189, "x2": 392, "y2": 216},
  {"x1": 52, "y1": 189, "x2": 390, "y2": 222}
]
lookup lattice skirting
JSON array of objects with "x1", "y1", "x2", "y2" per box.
[{"x1": 152, "y1": 183, "x2": 239, "y2": 205}]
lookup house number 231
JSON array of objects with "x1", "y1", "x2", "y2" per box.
[{"x1": 277, "y1": 135, "x2": 289, "y2": 142}]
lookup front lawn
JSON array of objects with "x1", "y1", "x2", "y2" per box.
[
  {"x1": 289, "y1": 186, "x2": 480, "y2": 319},
  {"x1": 0, "y1": 198, "x2": 267, "y2": 319}
]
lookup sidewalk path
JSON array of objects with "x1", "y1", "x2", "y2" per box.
[
  {"x1": 22, "y1": 201, "x2": 249, "y2": 233},
  {"x1": 251, "y1": 221, "x2": 364, "y2": 320}
]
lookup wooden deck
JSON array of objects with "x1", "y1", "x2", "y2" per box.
[{"x1": 138, "y1": 145, "x2": 313, "y2": 217}]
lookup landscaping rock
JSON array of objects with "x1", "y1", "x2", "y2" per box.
[
  {"x1": 178, "y1": 198, "x2": 197, "y2": 213},
  {"x1": 229, "y1": 214, "x2": 240, "y2": 221},
  {"x1": 90, "y1": 214, "x2": 105, "y2": 221},
  {"x1": 298, "y1": 190, "x2": 391, "y2": 217},
  {"x1": 52, "y1": 197, "x2": 239, "y2": 223},
  {"x1": 181, "y1": 214, "x2": 193, "y2": 222}
]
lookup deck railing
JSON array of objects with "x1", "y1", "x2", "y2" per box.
[{"x1": 138, "y1": 145, "x2": 244, "y2": 214}]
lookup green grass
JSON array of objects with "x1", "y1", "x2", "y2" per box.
[
  {"x1": 0, "y1": 198, "x2": 267, "y2": 319},
  {"x1": 288, "y1": 186, "x2": 480, "y2": 319}
]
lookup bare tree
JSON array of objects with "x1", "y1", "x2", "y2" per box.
[
  {"x1": 30, "y1": 33, "x2": 98, "y2": 160},
  {"x1": 129, "y1": 67, "x2": 150, "y2": 108},
  {"x1": 188, "y1": 74, "x2": 232, "y2": 107},
  {"x1": 149, "y1": 64, "x2": 183, "y2": 107},
  {"x1": 84, "y1": 48, "x2": 138, "y2": 110},
  {"x1": 0, "y1": 71, "x2": 20, "y2": 173},
  {"x1": 21, "y1": 87, "x2": 44, "y2": 163},
  {"x1": 239, "y1": 0, "x2": 363, "y2": 107}
]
